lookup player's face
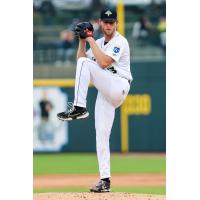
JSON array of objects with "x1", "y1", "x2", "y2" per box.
[{"x1": 100, "y1": 20, "x2": 117, "y2": 37}]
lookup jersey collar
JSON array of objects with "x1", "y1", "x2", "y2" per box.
[{"x1": 103, "y1": 31, "x2": 119, "y2": 45}]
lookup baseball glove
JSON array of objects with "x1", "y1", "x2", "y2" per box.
[{"x1": 74, "y1": 22, "x2": 94, "y2": 39}]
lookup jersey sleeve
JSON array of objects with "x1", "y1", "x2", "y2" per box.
[{"x1": 104, "y1": 39, "x2": 124, "y2": 62}]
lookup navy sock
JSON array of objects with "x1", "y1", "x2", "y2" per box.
[
  {"x1": 101, "y1": 178, "x2": 110, "y2": 182},
  {"x1": 74, "y1": 106, "x2": 85, "y2": 111}
]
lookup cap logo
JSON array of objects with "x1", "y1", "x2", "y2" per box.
[{"x1": 105, "y1": 10, "x2": 112, "y2": 16}]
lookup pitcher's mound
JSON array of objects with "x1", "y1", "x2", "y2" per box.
[{"x1": 34, "y1": 192, "x2": 166, "y2": 200}]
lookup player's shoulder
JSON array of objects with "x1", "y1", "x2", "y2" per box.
[
  {"x1": 111, "y1": 33, "x2": 129, "y2": 50},
  {"x1": 116, "y1": 32, "x2": 129, "y2": 45}
]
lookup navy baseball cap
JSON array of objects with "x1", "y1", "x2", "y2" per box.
[{"x1": 100, "y1": 9, "x2": 117, "y2": 22}]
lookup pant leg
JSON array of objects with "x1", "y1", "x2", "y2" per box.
[
  {"x1": 74, "y1": 57, "x2": 130, "y2": 108},
  {"x1": 74, "y1": 57, "x2": 112, "y2": 107},
  {"x1": 95, "y1": 92, "x2": 115, "y2": 179},
  {"x1": 73, "y1": 57, "x2": 91, "y2": 107}
]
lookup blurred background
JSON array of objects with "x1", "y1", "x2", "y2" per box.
[{"x1": 33, "y1": 0, "x2": 166, "y2": 153}]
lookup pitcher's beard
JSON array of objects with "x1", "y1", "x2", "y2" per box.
[{"x1": 103, "y1": 29, "x2": 115, "y2": 38}]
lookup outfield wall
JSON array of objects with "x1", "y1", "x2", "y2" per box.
[{"x1": 33, "y1": 60, "x2": 166, "y2": 152}]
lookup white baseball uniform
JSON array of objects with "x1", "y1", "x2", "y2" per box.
[{"x1": 73, "y1": 31, "x2": 132, "y2": 179}]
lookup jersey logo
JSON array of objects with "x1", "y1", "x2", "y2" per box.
[{"x1": 113, "y1": 47, "x2": 120, "y2": 53}]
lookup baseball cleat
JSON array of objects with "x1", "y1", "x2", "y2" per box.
[
  {"x1": 57, "y1": 105, "x2": 89, "y2": 121},
  {"x1": 90, "y1": 180, "x2": 111, "y2": 193}
]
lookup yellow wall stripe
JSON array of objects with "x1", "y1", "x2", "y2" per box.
[
  {"x1": 117, "y1": 0, "x2": 125, "y2": 36},
  {"x1": 33, "y1": 79, "x2": 75, "y2": 87},
  {"x1": 33, "y1": 79, "x2": 93, "y2": 87},
  {"x1": 120, "y1": 107, "x2": 129, "y2": 152}
]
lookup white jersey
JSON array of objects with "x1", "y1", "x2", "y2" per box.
[{"x1": 86, "y1": 31, "x2": 133, "y2": 82}]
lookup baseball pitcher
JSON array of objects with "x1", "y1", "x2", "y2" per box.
[{"x1": 57, "y1": 9, "x2": 133, "y2": 192}]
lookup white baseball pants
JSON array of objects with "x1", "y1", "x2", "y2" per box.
[{"x1": 74, "y1": 57, "x2": 130, "y2": 178}]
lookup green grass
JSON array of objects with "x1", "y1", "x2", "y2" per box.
[
  {"x1": 34, "y1": 186, "x2": 166, "y2": 195},
  {"x1": 33, "y1": 153, "x2": 165, "y2": 175},
  {"x1": 33, "y1": 153, "x2": 166, "y2": 195}
]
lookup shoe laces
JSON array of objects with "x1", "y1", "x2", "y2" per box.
[
  {"x1": 65, "y1": 102, "x2": 74, "y2": 114},
  {"x1": 96, "y1": 180, "x2": 104, "y2": 187}
]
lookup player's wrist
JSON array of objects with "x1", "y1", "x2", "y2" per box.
[
  {"x1": 86, "y1": 37, "x2": 95, "y2": 43},
  {"x1": 79, "y1": 38, "x2": 86, "y2": 43}
]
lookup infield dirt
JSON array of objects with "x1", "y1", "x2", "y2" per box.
[{"x1": 34, "y1": 192, "x2": 165, "y2": 200}]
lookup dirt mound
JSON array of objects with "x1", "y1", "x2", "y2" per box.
[{"x1": 34, "y1": 192, "x2": 166, "y2": 200}]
